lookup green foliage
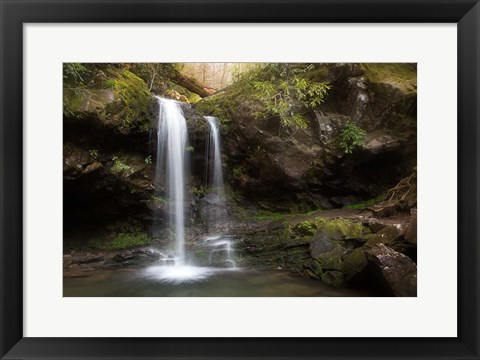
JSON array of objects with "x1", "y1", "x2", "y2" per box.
[
  {"x1": 291, "y1": 220, "x2": 317, "y2": 235},
  {"x1": 190, "y1": 186, "x2": 208, "y2": 197},
  {"x1": 111, "y1": 157, "x2": 132, "y2": 175},
  {"x1": 194, "y1": 94, "x2": 233, "y2": 129},
  {"x1": 89, "y1": 232, "x2": 151, "y2": 250},
  {"x1": 144, "y1": 155, "x2": 152, "y2": 164},
  {"x1": 186, "y1": 145, "x2": 194, "y2": 152},
  {"x1": 63, "y1": 63, "x2": 92, "y2": 118},
  {"x1": 88, "y1": 149, "x2": 99, "y2": 159},
  {"x1": 232, "y1": 165, "x2": 246, "y2": 179},
  {"x1": 235, "y1": 64, "x2": 332, "y2": 129},
  {"x1": 128, "y1": 63, "x2": 178, "y2": 89},
  {"x1": 339, "y1": 121, "x2": 367, "y2": 154},
  {"x1": 63, "y1": 63, "x2": 89, "y2": 83},
  {"x1": 151, "y1": 195, "x2": 168, "y2": 205}
]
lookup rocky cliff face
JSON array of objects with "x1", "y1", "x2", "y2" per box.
[
  {"x1": 196, "y1": 63, "x2": 416, "y2": 212},
  {"x1": 63, "y1": 65, "x2": 211, "y2": 246}
]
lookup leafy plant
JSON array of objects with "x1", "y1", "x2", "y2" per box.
[
  {"x1": 339, "y1": 121, "x2": 367, "y2": 154},
  {"x1": 235, "y1": 64, "x2": 331, "y2": 130},
  {"x1": 63, "y1": 63, "x2": 89, "y2": 83},
  {"x1": 291, "y1": 220, "x2": 317, "y2": 235},
  {"x1": 151, "y1": 195, "x2": 168, "y2": 205},
  {"x1": 111, "y1": 157, "x2": 132, "y2": 175},
  {"x1": 144, "y1": 155, "x2": 152, "y2": 164},
  {"x1": 89, "y1": 149, "x2": 99, "y2": 159}
]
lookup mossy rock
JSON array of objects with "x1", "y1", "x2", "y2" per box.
[
  {"x1": 321, "y1": 270, "x2": 346, "y2": 288},
  {"x1": 360, "y1": 63, "x2": 417, "y2": 94},
  {"x1": 319, "y1": 218, "x2": 366, "y2": 238},
  {"x1": 64, "y1": 68, "x2": 156, "y2": 134},
  {"x1": 303, "y1": 259, "x2": 324, "y2": 278},
  {"x1": 363, "y1": 225, "x2": 403, "y2": 248},
  {"x1": 315, "y1": 245, "x2": 346, "y2": 272},
  {"x1": 342, "y1": 248, "x2": 368, "y2": 279},
  {"x1": 310, "y1": 218, "x2": 367, "y2": 257}
]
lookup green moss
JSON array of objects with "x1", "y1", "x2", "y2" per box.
[
  {"x1": 360, "y1": 63, "x2": 416, "y2": 93},
  {"x1": 342, "y1": 248, "x2": 368, "y2": 279},
  {"x1": 195, "y1": 93, "x2": 234, "y2": 128},
  {"x1": 321, "y1": 270, "x2": 346, "y2": 287},
  {"x1": 319, "y1": 218, "x2": 366, "y2": 239},
  {"x1": 291, "y1": 220, "x2": 317, "y2": 236},
  {"x1": 253, "y1": 211, "x2": 287, "y2": 222},
  {"x1": 103, "y1": 68, "x2": 153, "y2": 130},
  {"x1": 343, "y1": 193, "x2": 387, "y2": 209},
  {"x1": 315, "y1": 245, "x2": 345, "y2": 271},
  {"x1": 89, "y1": 232, "x2": 151, "y2": 250}
]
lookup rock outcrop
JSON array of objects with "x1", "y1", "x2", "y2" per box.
[{"x1": 196, "y1": 63, "x2": 416, "y2": 211}]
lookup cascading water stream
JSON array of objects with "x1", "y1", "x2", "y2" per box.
[
  {"x1": 155, "y1": 97, "x2": 188, "y2": 265},
  {"x1": 204, "y1": 116, "x2": 236, "y2": 268},
  {"x1": 205, "y1": 116, "x2": 225, "y2": 196},
  {"x1": 150, "y1": 102, "x2": 237, "y2": 278},
  {"x1": 204, "y1": 116, "x2": 226, "y2": 226}
]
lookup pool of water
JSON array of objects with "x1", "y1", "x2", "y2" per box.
[{"x1": 63, "y1": 266, "x2": 374, "y2": 297}]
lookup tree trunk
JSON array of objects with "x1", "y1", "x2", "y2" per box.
[{"x1": 172, "y1": 72, "x2": 214, "y2": 98}]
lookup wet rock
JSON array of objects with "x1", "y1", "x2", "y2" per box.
[
  {"x1": 303, "y1": 259, "x2": 323, "y2": 278},
  {"x1": 364, "y1": 224, "x2": 403, "y2": 247},
  {"x1": 310, "y1": 232, "x2": 336, "y2": 258},
  {"x1": 342, "y1": 248, "x2": 368, "y2": 279},
  {"x1": 363, "y1": 132, "x2": 401, "y2": 155},
  {"x1": 365, "y1": 218, "x2": 387, "y2": 233},
  {"x1": 111, "y1": 249, "x2": 160, "y2": 264},
  {"x1": 366, "y1": 244, "x2": 417, "y2": 296},
  {"x1": 310, "y1": 218, "x2": 366, "y2": 258},
  {"x1": 266, "y1": 221, "x2": 288, "y2": 231},
  {"x1": 315, "y1": 245, "x2": 346, "y2": 272},
  {"x1": 321, "y1": 270, "x2": 346, "y2": 287}
]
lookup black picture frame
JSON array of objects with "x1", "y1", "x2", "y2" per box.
[{"x1": 1, "y1": 1, "x2": 479, "y2": 359}]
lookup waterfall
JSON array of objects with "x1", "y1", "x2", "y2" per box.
[
  {"x1": 204, "y1": 116, "x2": 235, "y2": 268},
  {"x1": 204, "y1": 116, "x2": 226, "y2": 229},
  {"x1": 205, "y1": 116, "x2": 225, "y2": 195},
  {"x1": 155, "y1": 97, "x2": 188, "y2": 265}
]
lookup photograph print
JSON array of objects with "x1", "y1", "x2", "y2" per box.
[{"x1": 63, "y1": 63, "x2": 417, "y2": 297}]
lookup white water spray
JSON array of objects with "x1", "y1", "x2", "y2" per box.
[{"x1": 155, "y1": 97, "x2": 188, "y2": 265}]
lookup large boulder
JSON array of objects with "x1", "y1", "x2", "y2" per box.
[
  {"x1": 64, "y1": 67, "x2": 157, "y2": 135},
  {"x1": 366, "y1": 243, "x2": 417, "y2": 296},
  {"x1": 310, "y1": 218, "x2": 366, "y2": 257},
  {"x1": 342, "y1": 248, "x2": 368, "y2": 280}
]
